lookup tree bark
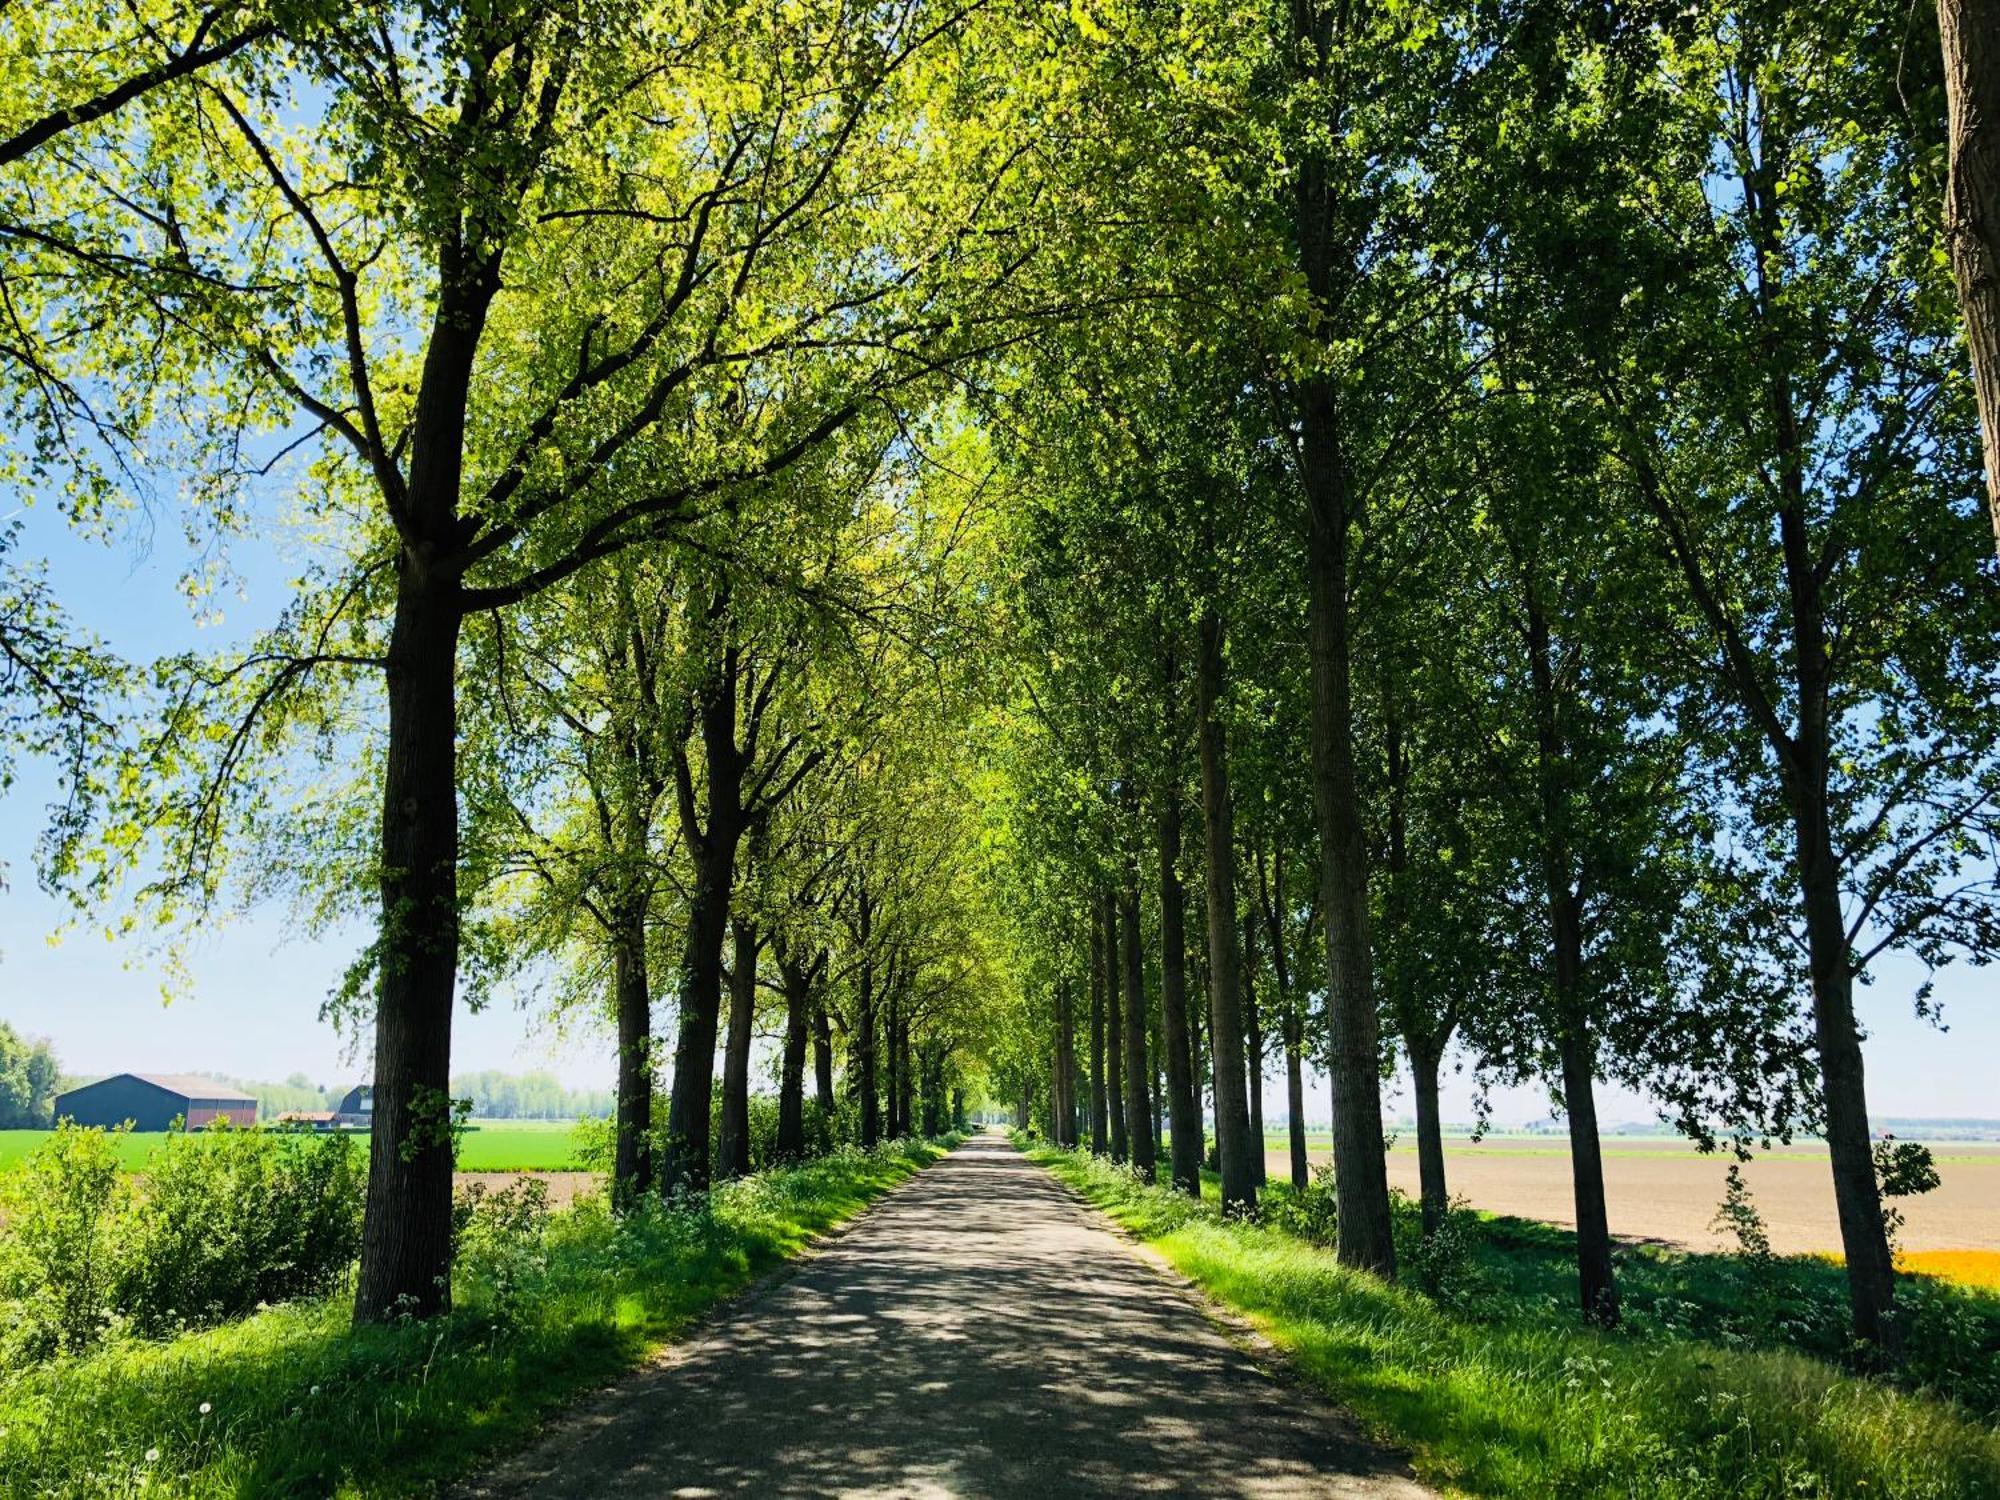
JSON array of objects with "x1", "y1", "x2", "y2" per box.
[
  {"x1": 1409, "y1": 1041, "x2": 1449, "y2": 1237},
  {"x1": 1298, "y1": 409, "x2": 1393, "y2": 1271},
  {"x1": 1557, "y1": 1016, "x2": 1619, "y2": 1326},
  {"x1": 660, "y1": 629, "x2": 747, "y2": 1197},
  {"x1": 856, "y1": 886, "x2": 879, "y2": 1147},
  {"x1": 1287, "y1": 0, "x2": 1396, "y2": 1278},
  {"x1": 611, "y1": 902, "x2": 654, "y2": 1207},
  {"x1": 1088, "y1": 910, "x2": 1109, "y2": 1153},
  {"x1": 776, "y1": 949, "x2": 812, "y2": 1160},
  {"x1": 1799, "y1": 797, "x2": 1897, "y2": 1349},
  {"x1": 1120, "y1": 883, "x2": 1155, "y2": 1178},
  {"x1": 1158, "y1": 792, "x2": 1203, "y2": 1196},
  {"x1": 894, "y1": 988, "x2": 914, "y2": 1138},
  {"x1": 1284, "y1": 1008, "x2": 1309, "y2": 1192},
  {"x1": 356, "y1": 575, "x2": 463, "y2": 1322},
  {"x1": 1939, "y1": 0, "x2": 2000, "y2": 549},
  {"x1": 1104, "y1": 891, "x2": 1128, "y2": 1162},
  {"x1": 812, "y1": 996, "x2": 835, "y2": 1116},
  {"x1": 1056, "y1": 976, "x2": 1080, "y2": 1146},
  {"x1": 353, "y1": 243, "x2": 498, "y2": 1323},
  {"x1": 1242, "y1": 907, "x2": 1267, "y2": 1187},
  {"x1": 1527, "y1": 583, "x2": 1619, "y2": 1327},
  {"x1": 1195, "y1": 610, "x2": 1257, "y2": 1216},
  {"x1": 886, "y1": 976, "x2": 904, "y2": 1138},
  {"x1": 717, "y1": 916, "x2": 758, "y2": 1179}
]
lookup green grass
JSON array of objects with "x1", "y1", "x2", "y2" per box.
[
  {"x1": 0, "y1": 1121, "x2": 592, "y2": 1175},
  {"x1": 0, "y1": 1137, "x2": 953, "y2": 1498},
  {"x1": 1026, "y1": 1141, "x2": 2000, "y2": 1500}
]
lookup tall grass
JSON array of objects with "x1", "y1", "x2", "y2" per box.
[
  {"x1": 0, "y1": 1138, "x2": 951, "y2": 1498},
  {"x1": 1029, "y1": 1142, "x2": 2000, "y2": 1500}
]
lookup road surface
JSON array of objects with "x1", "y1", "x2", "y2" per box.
[{"x1": 463, "y1": 1133, "x2": 1428, "y2": 1499}]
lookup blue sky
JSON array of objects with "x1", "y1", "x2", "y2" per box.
[{"x1": 0, "y1": 498, "x2": 1993, "y2": 1121}]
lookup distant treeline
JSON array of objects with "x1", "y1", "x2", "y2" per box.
[
  {"x1": 449, "y1": 1071, "x2": 613, "y2": 1120},
  {"x1": 210, "y1": 1070, "x2": 612, "y2": 1122},
  {"x1": 0, "y1": 1023, "x2": 60, "y2": 1128}
]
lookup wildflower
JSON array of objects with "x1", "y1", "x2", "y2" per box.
[
  {"x1": 198, "y1": 1402, "x2": 212, "y2": 1416},
  {"x1": 145, "y1": 1448, "x2": 160, "y2": 1463}
]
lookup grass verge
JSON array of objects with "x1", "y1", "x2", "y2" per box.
[
  {"x1": 1024, "y1": 1140, "x2": 2000, "y2": 1500},
  {"x1": 0, "y1": 1136, "x2": 954, "y2": 1498}
]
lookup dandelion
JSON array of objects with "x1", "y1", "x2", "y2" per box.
[
  {"x1": 309, "y1": 1385, "x2": 322, "y2": 1397},
  {"x1": 144, "y1": 1447, "x2": 160, "y2": 1463},
  {"x1": 198, "y1": 1402, "x2": 212, "y2": 1416}
]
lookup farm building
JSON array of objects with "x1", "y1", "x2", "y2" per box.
[
  {"x1": 334, "y1": 1085, "x2": 374, "y2": 1128},
  {"x1": 54, "y1": 1074, "x2": 258, "y2": 1132}
]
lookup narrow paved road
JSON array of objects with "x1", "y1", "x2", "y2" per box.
[{"x1": 464, "y1": 1134, "x2": 1429, "y2": 1499}]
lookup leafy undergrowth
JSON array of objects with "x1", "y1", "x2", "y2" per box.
[
  {"x1": 1025, "y1": 1141, "x2": 2000, "y2": 1500},
  {"x1": 0, "y1": 1137, "x2": 954, "y2": 1498}
]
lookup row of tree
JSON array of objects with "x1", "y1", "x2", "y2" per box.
[
  {"x1": 973, "y1": 0, "x2": 2000, "y2": 1361},
  {"x1": 0, "y1": 0, "x2": 1033, "y2": 1321},
  {"x1": 0, "y1": 0, "x2": 1996, "y2": 1368}
]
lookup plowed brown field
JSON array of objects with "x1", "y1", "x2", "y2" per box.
[{"x1": 1265, "y1": 1137, "x2": 2000, "y2": 1255}]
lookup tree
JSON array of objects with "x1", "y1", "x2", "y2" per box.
[
  {"x1": 1937, "y1": 0, "x2": 2000, "y2": 547},
  {"x1": 0, "y1": 1023, "x2": 62, "y2": 1127},
  {"x1": 26, "y1": 0, "x2": 1038, "y2": 1318},
  {"x1": 1525, "y1": 0, "x2": 2000, "y2": 1347}
]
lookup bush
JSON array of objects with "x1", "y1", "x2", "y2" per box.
[
  {"x1": 1266, "y1": 1159, "x2": 1339, "y2": 1247},
  {"x1": 0, "y1": 1122, "x2": 129, "y2": 1357},
  {"x1": 1388, "y1": 1188, "x2": 1485, "y2": 1311},
  {"x1": 0, "y1": 1121, "x2": 363, "y2": 1358},
  {"x1": 116, "y1": 1123, "x2": 364, "y2": 1337}
]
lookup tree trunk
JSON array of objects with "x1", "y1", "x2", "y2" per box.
[
  {"x1": 1297, "y1": 412, "x2": 1393, "y2": 1271},
  {"x1": 1410, "y1": 1042, "x2": 1449, "y2": 1237},
  {"x1": 1119, "y1": 884, "x2": 1154, "y2": 1179},
  {"x1": 776, "y1": 952, "x2": 811, "y2": 1160},
  {"x1": 1242, "y1": 907, "x2": 1267, "y2": 1187},
  {"x1": 611, "y1": 901, "x2": 653, "y2": 1207},
  {"x1": 661, "y1": 857, "x2": 734, "y2": 1196},
  {"x1": 1150, "y1": 1018, "x2": 1164, "y2": 1164},
  {"x1": 812, "y1": 997, "x2": 835, "y2": 1115},
  {"x1": 1158, "y1": 793, "x2": 1202, "y2": 1196},
  {"x1": 1284, "y1": 1008, "x2": 1309, "y2": 1192},
  {"x1": 1089, "y1": 910, "x2": 1109, "y2": 1153},
  {"x1": 1056, "y1": 977, "x2": 1080, "y2": 1146},
  {"x1": 900, "y1": 992, "x2": 916, "y2": 1136},
  {"x1": 355, "y1": 574, "x2": 463, "y2": 1322},
  {"x1": 1195, "y1": 610, "x2": 1257, "y2": 1217},
  {"x1": 717, "y1": 916, "x2": 758, "y2": 1180},
  {"x1": 1528, "y1": 584, "x2": 1619, "y2": 1326},
  {"x1": 886, "y1": 979, "x2": 904, "y2": 1138},
  {"x1": 1798, "y1": 800, "x2": 1898, "y2": 1349},
  {"x1": 1104, "y1": 891, "x2": 1128, "y2": 1162},
  {"x1": 857, "y1": 888, "x2": 879, "y2": 1147},
  {"x1": 659, "y1": 620, "x2": 751, "y2": 1197},
  {"x1": 1559, "y1": 1019, "x2": 1619, "y2": 1327},
  {"x1": 1940, "y1": 0, "x2": 2000, "y2": 549}
]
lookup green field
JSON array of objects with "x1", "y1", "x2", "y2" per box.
[{"x1": 0, "y1": 1120, "x2": 592, "y2": 1174}]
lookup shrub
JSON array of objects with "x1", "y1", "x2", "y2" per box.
[
  {"x1": 0, "y1": 1122, "x2": 129, "y2": 1356},
  {"x1": 115, "y1": 1123, "x2": 364, "y2": 1337},
  {"x1": 1267, "y1": 1159, "x2": 1339, "y2": 1247},
  {"x1": 1389, "y1": 1188, "x2": 1485, "y2": 1311}
]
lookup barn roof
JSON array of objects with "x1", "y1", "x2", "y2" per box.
[{"x1": 126, "y1": 1073, "x2": 257, "y2": 1102}]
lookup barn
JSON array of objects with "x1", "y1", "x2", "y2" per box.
[{"x1": 54, "y1": 1074, "x2": 258, "y2": 1132}]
